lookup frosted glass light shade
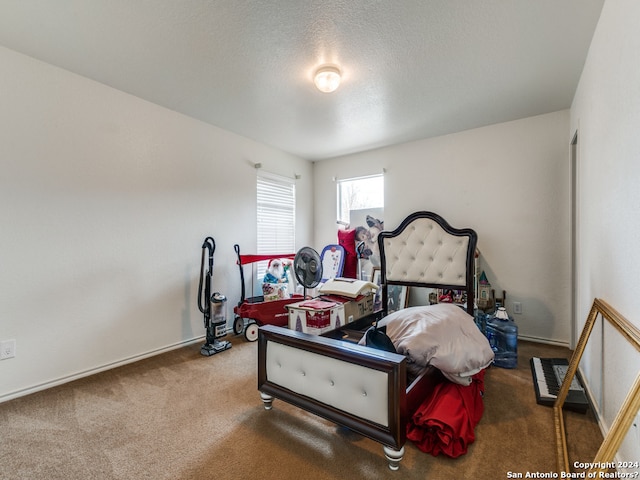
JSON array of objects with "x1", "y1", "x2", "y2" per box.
[{"x1": 314, "y1": 66, "x2": 341, "y2": 93}]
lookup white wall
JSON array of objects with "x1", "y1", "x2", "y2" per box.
[
  {"x1": 314, "y1": 110, "x2": 572, "y2": 344},
  {"x1": 0, "y1": 46, "x2": 313, "y2": 401},
  {"x1": 570, "y1": 0, "x2": 640, "y2": 464}
]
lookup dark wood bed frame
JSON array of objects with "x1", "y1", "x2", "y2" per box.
[{"x1": 257, "y1": 211, "x2": 478, "y2": 470}]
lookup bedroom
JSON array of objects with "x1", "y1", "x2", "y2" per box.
[{"x1": 1, "y1": 0, "x2": 639, "y2": 476}]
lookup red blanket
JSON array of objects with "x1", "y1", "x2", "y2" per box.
[{"x1": 406, "y1": 370, "x2": 486, "y2": 458}]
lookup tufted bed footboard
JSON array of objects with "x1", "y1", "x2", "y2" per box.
[{"x1": 257, "y1": 324, "x2": 438, "y2": 470}]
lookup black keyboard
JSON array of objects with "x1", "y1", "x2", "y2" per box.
[{"x1": 530, "y1": 357, "x2": 589, "y2": 413}]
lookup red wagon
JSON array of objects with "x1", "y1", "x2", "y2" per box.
[{"x1": 232, "y1": 244, "x2": 304, "y2": 341}]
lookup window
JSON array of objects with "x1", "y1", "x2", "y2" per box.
[
  {"x1": 256, "y1": 172, "x2": 296, "y2": 278},
  {"x1": 337, "y1": 174, "x2": 384, "y2": 225},
  {"x1": 336, "y1": 174, "x2": 384, "y2": 280}
]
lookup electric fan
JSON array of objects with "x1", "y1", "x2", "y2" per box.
[{"x1": 293, "y1": 247, "x2": 323, "y2": 296}]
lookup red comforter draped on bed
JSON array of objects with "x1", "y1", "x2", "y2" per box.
[{"x1": 406, "y1": 369, "x2": 486, "y2": 458}]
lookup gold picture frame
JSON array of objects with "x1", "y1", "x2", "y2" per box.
[{"x1": 555, "y1": 298, "x2": 640, "y2": 474}]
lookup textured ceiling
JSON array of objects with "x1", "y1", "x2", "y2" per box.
[{"x1": 0, "y1": 1, "x2": 604, "y2": 160}]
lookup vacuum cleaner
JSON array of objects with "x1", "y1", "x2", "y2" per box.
[{"x1": 197, "y1": 237, "x2": 232, "y2": 356}]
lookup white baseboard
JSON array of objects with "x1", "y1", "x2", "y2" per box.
[
  {"x1": 518, "y1": 334, "x2": 570, "y2": 348},
  {"x1": 579, "y1": 367, "x2": 608, "y2": 435},
  {"x1": 0, "y1": 336, "x2": 205, "y2": 404}
]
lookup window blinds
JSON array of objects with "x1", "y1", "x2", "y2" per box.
[{"x1": 257, "y1": 173, "x2": 296, "y2": 258}]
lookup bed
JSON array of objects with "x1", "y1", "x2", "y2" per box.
[{"x1": 257, "y1": 211, "x2": 491, "y2": 470}]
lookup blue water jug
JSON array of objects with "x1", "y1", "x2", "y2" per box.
[
  {"x1": 486, "y1": 307, "x2": 518, "y2": 369},
  {"x1": 474, "y1": 309, "x2": 488, "y2": 335}
]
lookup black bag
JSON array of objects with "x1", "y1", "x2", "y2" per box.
[{"x1": 364, "y1": 325, "x2": 397, "y2": 353}]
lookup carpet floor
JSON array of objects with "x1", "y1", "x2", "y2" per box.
[{"x1": 0, "y1": 335, "x2": 604, "y2": 479}]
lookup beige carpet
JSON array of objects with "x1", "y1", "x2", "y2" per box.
[{"x1": 0, "y1": 336, "x2": 604, "y2": 479}]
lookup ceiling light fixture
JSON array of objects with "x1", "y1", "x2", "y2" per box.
[{"x1": 314, "y1": 65, "x2": 341, "y2": 93}]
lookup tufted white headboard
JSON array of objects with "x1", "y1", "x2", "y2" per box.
[{"x1": 377, "y1": 211, "x2": 478, "y2": 316}]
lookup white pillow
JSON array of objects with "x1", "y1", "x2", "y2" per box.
[{"x1": 378, "y1": 304, "x2": 494, "y2": 385}]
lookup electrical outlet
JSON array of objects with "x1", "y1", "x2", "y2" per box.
[
  {"x1": 0, "y1": 339, "x2": 16, "y2": 360},
  {"x1": 513, "y1": 302, "x2": 522, "y2": 314}
]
